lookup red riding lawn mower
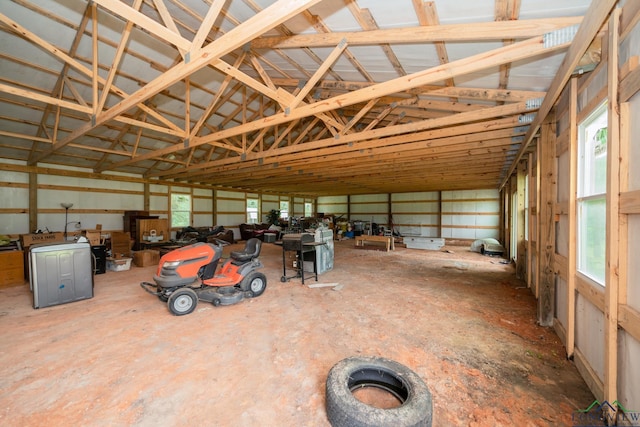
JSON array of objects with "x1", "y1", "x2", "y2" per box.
[{"x1": 140, "y1": 238, "x2": 267, "y2": 316}]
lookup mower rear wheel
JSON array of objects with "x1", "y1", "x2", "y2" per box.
[
  {"x1": 167, "y1": 288, "x2": 198, "y2": 316},
  {"x1": 240, "y1": 271, "x2": 267, "y2": 297}
]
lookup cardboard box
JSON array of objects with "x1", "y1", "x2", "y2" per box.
[
  {"x1": 20, "y1": 232, "x2": 65, "y2": 248},
  {"x1": 110, "y1": 231, "x2": 132, "y2": 258},
  {"x1": 106, "y1": 257, "x2": 132, "y2": 272},
  {"x1": 132, "y1": 250, "x2": 160, "y2": 267},
  {"x1": 83, "y1": 230, "x2": 103, "y2": 246},
  {"x1": 20, "y1": 232, "x2": 66, "y2": 280}
]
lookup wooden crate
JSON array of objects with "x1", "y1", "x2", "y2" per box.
[{"x1": 0, "y1": 250, "x2": 25, "y2": 288}]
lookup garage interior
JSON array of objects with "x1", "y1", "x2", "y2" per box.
[{"x1": 0, "y1": 0, "x2": 639, "y2": 425}]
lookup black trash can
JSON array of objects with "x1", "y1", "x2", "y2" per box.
[{"x1": 91, "y1": 245, "x2": 107, "y2": 275}]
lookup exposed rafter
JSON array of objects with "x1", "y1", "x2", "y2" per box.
[{"x1": 0, "y1": 0, "x2": 597, "y2": 196}]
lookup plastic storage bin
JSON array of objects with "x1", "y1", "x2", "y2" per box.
[{"x1": 29, "y1": 241, "x2": 93, "y2": 309}]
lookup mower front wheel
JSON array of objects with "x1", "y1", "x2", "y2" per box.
[
  {"x1": 240, "y1": 271, "x2": 267, "y2": 297},
  {"x1": 167, "y1": 288, "x2": 198, "y2": 316}
]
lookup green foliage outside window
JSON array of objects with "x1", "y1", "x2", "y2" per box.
[
  {"x1": 171, "y1": 194, "x2": 191, "y2": 228},
  {"x1": 577, "y1": 103, "x2": 607, "y2": 285}
]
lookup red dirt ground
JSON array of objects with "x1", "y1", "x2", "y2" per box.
[{"x1": 0, "y1": 239, "x2": 593, "y2": 426}]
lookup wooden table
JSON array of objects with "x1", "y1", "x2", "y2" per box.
[{"x1": 354, "y1": 235, "x2": 395, "y2": 251}]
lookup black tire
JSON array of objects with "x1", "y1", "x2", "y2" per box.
[
  {"x1": 167, "y1": 288, "x2": 198, "y2": 316},
  {"x1": 325, "y1": 356, "x2": 432, "y2": 427},
  {"x1": 280, "y1": 276, "x2": 287, "y2": 283},
  {"x1": 239, "y1": 272, "x2": 267, "y2": 297}
]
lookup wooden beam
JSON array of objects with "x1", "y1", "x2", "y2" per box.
[
  {"x1": 0, "y1": 83, "x2": 93, "y2": 114},
  {"x1": 91, "y1": 2, "x2": 99, "y2": 116},
  {"x1": 112, "y1": 115, "x2": 185, "y2": 138},
  {"x1": 283, "y1": 79, "x2": 547, "y2": 102},
  {"x1": 567, "y1": 77, "x2": 578, "y2": 358},
  {"x1": 619, "y1": 62, "x2": 640, "y2": 103},
  {"x1": 210, "y1": 60, "x2": 345, "y2": 130},
  {"x1": 537, "y1": 114, "x2": 556, "y2": 327},
  {"x1": 251, "y1": 16, "x2": 583, "y2": 48},
  {"x1": 0, "y1": 130, "x2": 50, "y2": 144},
  {"x1": 116, "y1": 35, "x2": 562, "y2": 167},
  {"x1": 526, "y1": 152, "x2": 534, "y2": 290},
  {"x1": 413, "y1": 1, "x2": 454, "y2": 90},
  {"x1": 190, "y1": 53, "x2": 247, "y2": 139},
  {"x1": 603, "y1": 8, "x2": 620, "y2": 411},
  {"x1": 250, "y1": 54, "x2": 278, "y2": 92},
  {"x1": 501, "y1": 0, "x2": 618, "y2": 189},
  {"x1": 347, "y1": 1, "x2": 405, "y2": 77},
  {"x1": 97, "y1": 0, "x2": 143, "y2": 114},
  {"x1": 151, "y1": 0, "x2": 187, "y2": 58},
  {"x1": 145, "y1": 102, "x2": 531, "y2": 177},
  {"x1": 190, "y1": 0, "x2": 225, "y2": 52},
  {"x1": 28, "y1": 172, "x2": 37, "y2": 233},
  {"x1": 619, "y1": 304, "x2": 640, "y2": 343},
  {"x1": 92, "y1": 0, "x2": 191, "y2": 52},
  {"x1": 157, "y1": 119, "x2": 523, "y2": 181},
  {"x1": 30, "y1": 0, "x2": 324, "y2": 164},
  {"x1": 338, "y1": 99, "x2": 378, "y2": 136},
  {"x1": 0, "y1": 10, "x2": 181, "y2": 135},
  {"x1": 620, "y1": 0, "x2": 640, "y2": 40},
  {"x1": 495, "y1": 0, "x2": 521, "y2": 95},
  {"x1": 287, "y1": 39, "x2": 348, "y2": 113},
  {"x1": 302, "y1": 9, "x2": 375, "y2": 82}
]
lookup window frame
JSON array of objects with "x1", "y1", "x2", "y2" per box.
[
  {"x1": 576, "y1": 101, "x2": 608, "y2": 286},
  {"x1": 279, "y1": 200, "x2": 289, "y2": 220},
  {"x1": 170, "y1": 192, "x2": 192, "y2": 228},
  {"x1": 246, "y1": 198, "x2": 259, "y2": 224}
]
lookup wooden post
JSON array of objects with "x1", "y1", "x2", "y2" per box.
[
  {"x1": 603, "y1": 8, "x2": 620, "y2": 411},
  {"x1": 387, "y1": 193, "x2": 392, "y2": 233},
  {"x1": 144, "y1": 181, "x2": 150, "y2": 212},
  {"x1": 566, "y1": 77, "x2": 578, "y2": 358},
  {"x1": 28, "y1": 172, "x2": 37, "y2": 233},
  {"x1": 527, "y1": 152, "x2": 534, "y2": 290},
  {"x1": 538, "y1": 113, "x2": 557, "y2": 327},
  {"x1": 212, "y1": 189, "x2": 217, "y2": 227},
  {"x1": 437, "y1": 191, "x2": 442, "y2": 238},
  {"x1": 516, "y1": 162, "x2": 526, "y2": 279},
  {"x1": 503, "y1": 183, "x2": 510, "y2": 259}
]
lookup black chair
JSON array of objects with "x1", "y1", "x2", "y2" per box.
[{"x1": 230, "y1": 238, "x2": 262, "y2": 263}]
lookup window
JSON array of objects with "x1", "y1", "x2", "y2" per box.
[
  {"x1": 246, "y1": 198, "x2": 259, "y2": 223},
  {"x1": 577, "y1": 102, "x2": 607, "y2": 285},
  {"x1": 171, "y1": 193, "x2": 191, "y2": 228},
  {"x1": 280, "y1": 201, "x2": 289, "y2": 220},
  {"x1": 304, "y1": 202, "x2": 312, "y2": 217}
]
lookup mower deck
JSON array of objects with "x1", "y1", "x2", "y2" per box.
[{"x1": 140, "y1": 282, "x2": 254, "y2": 306}]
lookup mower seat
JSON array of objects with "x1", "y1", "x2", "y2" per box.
[{"x1": 230, "y1": 238, "x2": 262, "y2": 263}]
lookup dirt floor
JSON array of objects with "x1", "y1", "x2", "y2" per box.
[{"x1": 0, "y1": 239, "x2": 594, "y2": 426}]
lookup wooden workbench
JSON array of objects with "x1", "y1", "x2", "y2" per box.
[{"x1": 354, "y1": 235, "x2": 395, "y2": 251}]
